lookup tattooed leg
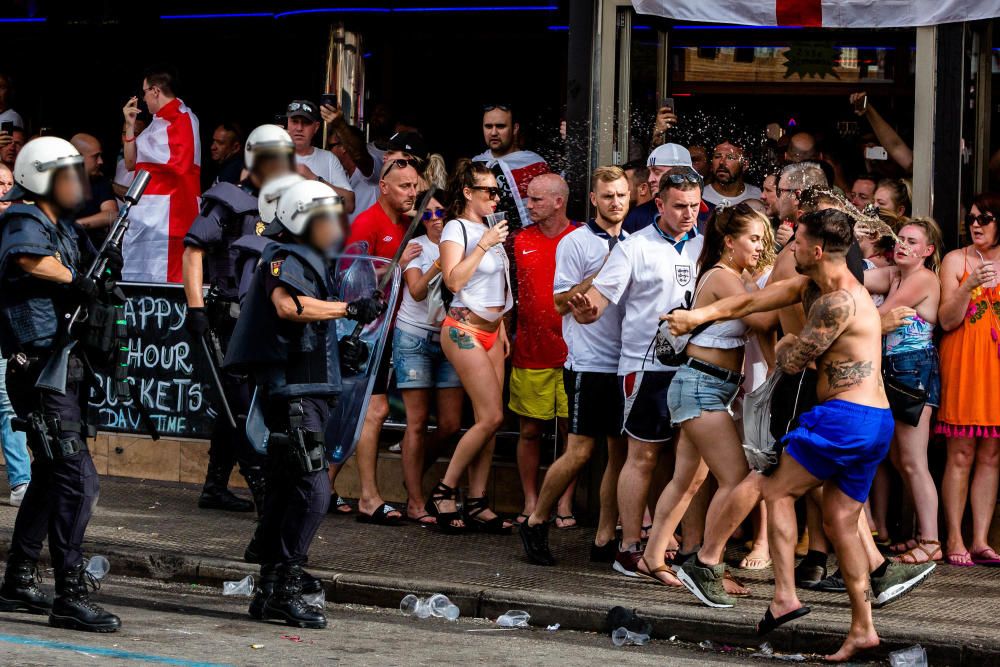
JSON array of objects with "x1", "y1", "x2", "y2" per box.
[{"x1": 448, "y1": 327, "x2": 476, "y2": 350}]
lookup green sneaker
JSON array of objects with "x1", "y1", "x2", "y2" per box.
[
  {"x1": 871, "y1": 561, "x2": 935, "y2": 608},
  {"x1": 676, "y1": 559, "x2": 735, "y2": 608}
]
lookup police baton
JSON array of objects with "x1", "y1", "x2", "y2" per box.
[{"x1": 199, "y1": 330, "x2": 237, "y2": 430}]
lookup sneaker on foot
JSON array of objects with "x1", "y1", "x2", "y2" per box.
[
  {"x1": 590, "y1": 541, "x2": 616, "y2": 563},
  {"x1": 812, "y1": 569, "x2": 846, "y2": 593},
  {"x1": 676, "y1": 559, "x2": 735, "y2": 608},
  {"x1": 9, "y1": 483, "x2": 27, "y2": 508},
  {"x1": 794, "y1": 557, "x2": 827, "y2": 589},
  {"x1": 871, "y1": 561, "x2": 934, "y2": 608},
  {"x1": 518, "y1": 521, "x2": 556, "y2": 566},
  {"x1": 613, "y1": 545, "x2": 643, "y2": 578}
]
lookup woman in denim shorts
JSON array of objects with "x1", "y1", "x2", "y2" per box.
[
  {"x1": 391, "y1": 190, "x2": 465, "y2": 524},
  {"x1": 864, "y1": 219, "x2": 943, "y2": 564},
  {"x1": 640, "y1": 203, "x2": 776, "y2": 596}
]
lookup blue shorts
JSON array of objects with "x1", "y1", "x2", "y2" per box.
[
  {"x1": 667, "y1": 362, "x2": 741, "y2": 425},
  {"x1": 885, "y1": 348, "x2": 940, "y2": 409},
  {"x1": 392, "y1": 327, "x2": 462, "y2": 390},
  {"x1": 781, "y1": 400, "x2": 894, "y2": 503}
]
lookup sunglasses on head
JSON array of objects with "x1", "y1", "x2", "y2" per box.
[
  {"x1": 967, "y1": 212, "x2": 997, "y2": 226},
  {"x1": 469, "y1": 185, "x2": 501, "y2": 200},
  {"x1": 287, "y1": 102, "x2": 314, "y2": 114},
  {"x1": 422, "y1": 209, "x2": 446, "y2": 221},
  {"x1": 381, "y1": 158, "x2": 420, "y2": 178},
  {"x1": 666, "y1": 172, "x2": 703, "y2": 185},
  {"x1": 483, "y1": 103, "x2": 511, "y2": 113}
]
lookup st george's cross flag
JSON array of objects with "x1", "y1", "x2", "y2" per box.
[
  {"x1": 122, "y1": 98, "x2": 201, "y2": 284},
  {"x1": 631, "y1": 0, "x2": 1000, "y2": 28}
]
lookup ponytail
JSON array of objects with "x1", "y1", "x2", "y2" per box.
[
  {"x1": 445, "y1": 159, "x2": 492, "y2": 220},
  {"x1": 696, "y1": 201, "x2": 774, "y2": 286}
]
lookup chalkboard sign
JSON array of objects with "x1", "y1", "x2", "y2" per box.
[{"x1": 88, "y1": 282, "x2": 218, "y2": 439}]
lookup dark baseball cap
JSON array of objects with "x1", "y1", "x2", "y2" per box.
[
  {"x1": 387, "y1": 131, "x2": 427, "y2": 161},
  {"x1": 286, "y1": 100, "x2": 319, "y2": 123}
]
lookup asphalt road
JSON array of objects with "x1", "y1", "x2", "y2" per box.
[{"x1": 0, "y1": 575, "x2": 842, "y2": 666}]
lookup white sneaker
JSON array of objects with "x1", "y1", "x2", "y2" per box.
[{"x1": 9, "y1": 483, "x2": 27, "y2": 507}]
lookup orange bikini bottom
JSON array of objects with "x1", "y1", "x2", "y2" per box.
[{"x1": 442, "y1": 316, "x2": 500, "y2": 351}]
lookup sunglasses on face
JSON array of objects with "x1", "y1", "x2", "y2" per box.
[
  {"x1": 469, "y1": 185, "x2": 501, "y2": 200},
  {"x1": 422, "y1": 209, "x2": 446, "y2": 221},
  {"x1": 381, "y1": 158, "x2": 420, "y2": 178},
  {"x1": 967, "y1": 212, "x2": 997, "y2": 226}
]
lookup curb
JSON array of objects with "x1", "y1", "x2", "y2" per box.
[{"x1": 3, "y1": 540, "x2": 998, "y2": 665}]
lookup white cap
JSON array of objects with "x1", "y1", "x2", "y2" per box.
[{"x1": 647, "y1": 143, "x2": 692, "y2": 169}]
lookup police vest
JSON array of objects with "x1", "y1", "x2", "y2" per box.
[
  {"x1": 184, "y1": 182, "x2": 262, "y2": 300},
  {"x1": 0, "y1": 204, "x2": 91, "y2": 351},
  {"x1": 224, "y1": 241, "x2": 342, "y2": 398}
]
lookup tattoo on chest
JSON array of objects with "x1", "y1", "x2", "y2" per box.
[
  {"x1": 823, "y1": 359, "x2": 873, "y2": 390},
  {"x1": 448, "y1": 326, "x2": 476, "y2": 350}
]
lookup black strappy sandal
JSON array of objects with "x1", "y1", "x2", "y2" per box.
[
  {"x1": 425, "y1": 481, "x2": 466, "y2": 534},
  {"x1": 463, "y1": 496, "x2": 513, "y2": 535}
]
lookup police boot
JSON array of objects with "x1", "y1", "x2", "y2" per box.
[
  {"x1": 244, "y1": 521, "x2": 265, "y2": 564},
  {"x1": 248, "y1": 565, "x2": 277, "y2": 620},
  {"x1": 262, "y1": 564, "x2": 327, "y2": 629},
  {"x1": 243, "y1": 467, "x2": 266, "y2": 517},
  {"x1": 49, "y1": 564, "x2": 121, "y2": 633},
  {"x1": 0, "y1": 557, "x2": 53, "y2": 614},
  {"x1": 199, "y1": 462, "x2": 254, "y2": 512}
]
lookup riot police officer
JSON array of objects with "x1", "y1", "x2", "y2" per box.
[
  {"x1": 182, "y1": 124, "x2": 295, "y2": 513},
  {"x1": 225, "y1": 180, "x2": 383, "y2": 628},
  {"x1": 0, "y1": 137, "x2": 121, "y2": 632}
]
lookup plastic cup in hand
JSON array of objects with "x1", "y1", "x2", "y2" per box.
[
  {"x1": 84, "y1": 555, "x2": 110, "y2": 581},
  {"x1": 496, "y1": 610, "x2": 530, "y2": 628},
  {"x1": 612, "y1": 627, "x2": 650, "y2": 647},
  {"x1": 484, "y1": 211, "x2": 506, "y2": 228}
]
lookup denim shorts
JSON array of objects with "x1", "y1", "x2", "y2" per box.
[
  {"x1": 666, "y1": 362, "x2": 741, "y2": 425},
  {"x1": 392, "y1": 327, "x2": 462, "y2": 390},
  {"x1": 884, "y1": 348, "x2": 940, "y2": 409}
]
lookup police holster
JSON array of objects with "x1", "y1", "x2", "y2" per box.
[
  {"x1": 10, "y1": 413, "x2": 94, "y2": 461},
  {"x1": 267, "y1": 399, "x2": 327, "y2": 474}
]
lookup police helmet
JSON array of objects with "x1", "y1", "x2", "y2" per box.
[
  {"x1": 258, "y1": 173, "x2": 304, "y2": 225},
  {"x1": 274, "y1": 180, "x2": 343, "y2": 237},
  {"x1": 245, "y1": 124, "x2": 294, "y2": 171},
  {"x1": 3, "y1": 136, "x2": 84, "y2": 201}
]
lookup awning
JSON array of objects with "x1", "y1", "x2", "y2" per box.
[{"x1": 631, "y1": 0, "x2": 1000, "y2": 28}]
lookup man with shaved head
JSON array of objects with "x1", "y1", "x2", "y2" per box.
[
  {"x1": 70, "y1": 132, "x2": 117, "y2": 245},
  {"x1": 510, "y1": 173, "x2": 579, "y2": 526},
  {"x1": 784, "y1": 131, "x2": 820, "y2": 164}
]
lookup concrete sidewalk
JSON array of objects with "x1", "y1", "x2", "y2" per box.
[{"x1": 1, "y1": 474, "x2": 997, "y2": 665}]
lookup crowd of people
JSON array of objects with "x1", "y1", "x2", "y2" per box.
[{"x1": 0, "y1": 65, "x2": 999, "y2": 657}]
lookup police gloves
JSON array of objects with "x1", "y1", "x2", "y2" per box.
[
  {"x1": 346, "y1": 297, "x2": 386, "y2": 325},
  {"x1": 338, "y1": 335, "x2": 369, "y2": 374},
  {"x1": 185, "y1": 307, "x2": 210, "y2": 337},
  {"x1": 102, "y1": 244, "x2": 125, "y2": 275},
  {"x1": 69, "y1": 273, "x2": 98, "y2": 301}
]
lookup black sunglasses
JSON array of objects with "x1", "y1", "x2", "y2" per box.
[
  {"x1": 422, "y1": 209, "x2": 446, "y2": 221},
  {"x1": 483, "y1": 103, "x2": 511, "y2": 113},
  {"x1": 469, "y1": 185, "x2": 501, "y2": 200},
  {"x1": 967, "y1": 212, "x2": 997, "y2": 226},
  {"x1": 381, "y1": 158, "x2": 421, "y2": 178}
]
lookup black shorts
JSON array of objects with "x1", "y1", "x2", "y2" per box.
[
  {"x1": 620, "y1": 370, "x2": 675, "y2": 443},
  {"x1": 564, "y1": 369, "x2": 623, "y2": 438},
  {"x1": 769, "y1": 368, "x2": 819, "y2": 441},
  {"x1": 373, "y1": 329, "x2": 394, "y2": 396}
]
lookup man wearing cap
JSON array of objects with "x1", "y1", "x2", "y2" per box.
[
  {"x1": 623, "y1": 143, "x2": 693, "y2": 234},
  {"x1": 285, "y1": 100, "x2": 355, "y2": 215}
]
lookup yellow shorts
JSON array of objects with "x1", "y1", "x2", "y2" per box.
[{"x1": 508, "y1": 367, "x2": 568, "y2": 420}]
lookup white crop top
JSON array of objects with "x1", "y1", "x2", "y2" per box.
[
  {"x1": 440, "y1": 218, "x2": 513, "y2": 321},
  {"x1": 689, "y1": 266, "x2": 749, "y2": 349}
]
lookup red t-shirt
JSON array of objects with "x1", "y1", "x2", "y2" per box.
[
  {"x1": 345, "y1": 200, "x2": 410, "y2": 260},
  {"x1": 512, "y1": 222, "x2": 578, "y2": 369}
]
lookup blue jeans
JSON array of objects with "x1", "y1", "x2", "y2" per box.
[{"x1": 0, "y1": 357, "x2": 31, "y2": 488}]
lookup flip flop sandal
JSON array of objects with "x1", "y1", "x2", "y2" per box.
[
  {"x1": 330, "y1": 494, "x2": 354, "y2": 515},
  {"x1": 756, "y1": 605, "x2": 811, "y2": 636},
  {"x1": 739, "y1": 554, "x2": 773, "y2": 570},
  {"x1": 407, "y1": 512, "x2": 437, "y2": 526},
  {"x1": 514, "y1": 513, "x2": 530, "y2": 525},
  {"x1": 635, "y1": 557, "x2": 682, "y2": 587},
  {"x1": 356, "y1": 503, "x2": 403, "y2": 526},
  {"x1": 893, "y1": 540, "x2": 941, "y2": 565},
  {"x1": 971, "y1": 547, "x2": 1000, "y2": 566},
  {"x1": 945, "y1": 551, "x2": 975, "y2": 567},
  {"x1": 554, "y1": 514, "x2": 578, "y2": 530},
  {"x1": 723, "y1": 569, "x2": 751, "y2": 597}
]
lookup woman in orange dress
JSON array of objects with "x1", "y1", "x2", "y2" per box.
[{"x1": 937, "y1": 193, "x2": 1000, "y2": 567}]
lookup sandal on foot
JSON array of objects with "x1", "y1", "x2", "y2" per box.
[
  {"x1": 945, "y1": 551, "x2": 974, "y2": 567},
  {"x1": 889, "y1": 538, "x2": 919, "y2": 554},
  {"x1": 329, "y1": 494, "x2": 354, "y2": 515},
  {"x1": 464, "y1": 496, "x2": 512, "y2": 535},
  {"x1": 894, "y1": 540, "x2": 941, "y2": 565},
  {"x1": 356, "y1": 503, "x2": 403, "y2": 526},
  {"x1": 723, "y1": 569, "x2": 751, "y2": 597},
  {"x1": 756, "y1": 605, "x2": 811, "y2": 636},
  {"x1": 739, "y1": 553, "x2": 772, "y2": 570},
  {"x1": 636, "y1": 557, "x2": 681, "y2": 587},
  {"x1": 514, "y1": 513, "x2": 530, "y2": 525},
  {"x1": 425, "y1": 481, "x2": 466, "y2": 534},
  {"x1": 406, "y1": 512, "x2": 437, "y2": 526},
  {"x1": 555, "y1": 514, "x2": 578, "y2": 530},
  {"x1": 640, "y1": 524, "x2": 652, "y2": 541},
  {"x1": 971, "y1": 547, "x2": 1000, "y2": 566}
]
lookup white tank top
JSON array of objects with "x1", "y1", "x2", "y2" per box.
[{"x1": 689, "y1": 266, "x2": 749, "y2": 349}]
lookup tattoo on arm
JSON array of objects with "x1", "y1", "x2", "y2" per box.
[
  {"x1": 823, "y1": 359, "x2": 873, "y2": 390},
  {"x1": 776, "y1": 289, "x2": 856, "y2": 373}
]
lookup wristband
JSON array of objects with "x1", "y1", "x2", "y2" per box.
[
  {"x1": 124, "y1": 135, "x2": 136, "y2": 143},
  {"x1": 477, "y1": 243, "x2": 488, "y2": 253}
]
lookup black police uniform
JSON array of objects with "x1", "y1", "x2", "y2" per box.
[
  {"x1": 0, "y1": 203, "x2": 120, "y2": 632},
  {"x1": 183, "y1": 180, "x2": 268, "y2": 512},
  {"x1": 224, "y1": 240, "x2": 339, "y2": 629}
]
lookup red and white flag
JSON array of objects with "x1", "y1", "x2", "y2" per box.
[
  {"x1": 632, "y1": 0, "x2": 1000, "y2": 28},
  {"x1": 123, "y1": 98, "x2": 201, "y2": 284}
]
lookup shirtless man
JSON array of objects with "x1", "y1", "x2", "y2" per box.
[{"x1": 667, "y1": 208, "x2": 934, "y2": 662}]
